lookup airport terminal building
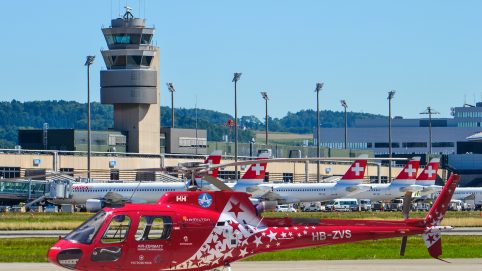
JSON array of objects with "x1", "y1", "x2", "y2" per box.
[{"x1": 317, "y1": 103, "x2": 482, "y2": 156}]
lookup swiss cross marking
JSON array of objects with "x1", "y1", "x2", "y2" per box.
[
  {"x1": 252, "y1": 164, "x2": 264, "y2": 176},
  {"x1": 351, "y1": 163, "x2": 363, "y2": 176},
  {"x1": 405, "y1": 164, "x2": 416, "y2": 177},
  {"x1": 424, "y1": 165, "x2": 435, "y2": 178}
]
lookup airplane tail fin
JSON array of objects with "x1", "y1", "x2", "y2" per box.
[
  {"x1": 193, "y1": 150, "x2": 222, "y2": 187},
  {"x1": 337, "y1": 155, "x2": 367, "y2": 184},
  {"x1": 204, "y1": 150, "x2": 222, "y2": 177},
  {"x1": 415, "y1": 158, "x2": 440, "y2": 186},
  {"x1": 240, "y1": 152, "x2": 269, "y2": 181},
  {"x1": 391, "y1": 157, "x2": 420, "y2": 185},
  {"x1": 422, "y1": 174, "x2": 460, "y2": 259}
]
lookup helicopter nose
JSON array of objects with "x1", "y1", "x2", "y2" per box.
[
  {"x1": 47, "y1": 245, "x2": 61, "y2": 265},
  {"x1": 48, "y1": 241, "x2": 83, "y2": 269}
]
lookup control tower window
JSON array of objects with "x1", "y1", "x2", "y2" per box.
[
  {"x1": 105, "y1": 34, "x2": 141, "y2": 45},
  {"x1": 127, "y1": 55, "x2": 142, "y2": 66},
  {"x1": 112, "y1": 55, "x2": 126, "y2": 67},
  {"x1": 141, "y1": 34, "x2": 152, "y2": 44},
  {"x1": 141, "y1": 56, "x2": 153, "y2": 66}
]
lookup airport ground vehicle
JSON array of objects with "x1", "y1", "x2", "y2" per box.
[
  {"x1": 48, "y1": 174, "x2": 460, "y2": 271},
  {"x1": 359, "y1": 199, "x2": 372, "y2": 211},
  {"x1": 302, "y1": 202, "x2": 323, "y2": 212},
  {"x1": 275, "y1": 204, "x2": 297, "y2": 212},
  {"x1": 325, "y1": 198, "x2": 358, "y2": 212}
]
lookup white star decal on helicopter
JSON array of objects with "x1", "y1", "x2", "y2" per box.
[
  {"x1": 253, "y1": 235, "x2": 263, "y2": 247},
  {"x1": 267, "y1": 231, "x2": 277, "y2": 241}
]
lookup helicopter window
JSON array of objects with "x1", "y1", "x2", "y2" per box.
[
  {"x1": 101, "y1": 215, "x2": 131, "y2": 244},
  {"x1": 135, "y1": 216, "x2": 172, "y2": 241},
  {"x1": 216, "y1": 221, "x2": 225, "y2": 226},
  {"x1": 64, "y1": 211, "x2": 107, "y2": 244}
]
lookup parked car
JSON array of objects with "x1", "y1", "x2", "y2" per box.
[
  {"x1": 275, "y1": 204, "x2": 297, "y2": 212},
  {"x1": 302, "y1": 202, "x2": 323, "y2": 212},
  {"x1": 359, "y1": 199, "x2": 372, "y2": 211},
  {"x1": 326, "y1": 199, "x2": 358, "y2": 212},
  {"x1": 386, "y1": 199, "x2": 404, "y2": 211}
]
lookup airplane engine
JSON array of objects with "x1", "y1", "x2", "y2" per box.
[
  {"x1": 255, "y1": 200, "x2": 278, "y2": 213},
  {"x1": 86, "y1": 199, "x2": 104, "y2": 212}
]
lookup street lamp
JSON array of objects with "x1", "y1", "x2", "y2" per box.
[
  {"x1": 315, "y1": 82, "x2": 323, "y2": 183},
  {"x1": 420, "y1": 106, "x2": 440, "y2": 155},
  {"x1": 340, "y1": 100, "x2": 348, "y2": 149},
  {"x1": 233, "y1": 72, "x2": 242, "y2": 181},
  {"x1": 85, "y1": 55, "x2": 95, "y2": 181},
  {"x1": 387, "y1": 90, "x2": 395, "y2": 183},
  {"x1": 261, "y1": 91, "x2": 269, "y2": 146},
  {"x1": 166, "y1": 82, "x2": 176, "y2": 128}
]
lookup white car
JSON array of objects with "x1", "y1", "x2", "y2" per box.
[{"x1": 275, "y1": 204, "x2": 297, "y2": 212}]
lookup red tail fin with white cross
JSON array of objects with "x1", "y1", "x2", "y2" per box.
[
  {"x1": 391, "y1": 157, "x2": 420, "y2": 185},
  {"x1": 241, "y1": 153, "x2": 269, "y2": 181},
  {"x1": 337, "y1": 156, "x2": 367, "y2": 184},
  {"x1": 416, "y1": 158, "x2": 440, "y2": 186}
]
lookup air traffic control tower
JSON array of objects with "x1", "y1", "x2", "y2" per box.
[{"x1": 100, "y1": 8, "x2": 160, "y2": 154}]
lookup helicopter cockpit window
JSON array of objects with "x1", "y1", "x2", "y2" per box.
[
  {"x1": 135, "y1": 216, "x2": 172, "y2": 241},
  {"x1": 65, "y1": 211, "x2": 107, "y2": 244},
  {"x1": 101, "y1": 215, "x2": 131, "y2": 244}
]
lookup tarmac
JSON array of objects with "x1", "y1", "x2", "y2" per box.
[{"x1": 0, "y1": 259, "x2": 481, "y2": 271}]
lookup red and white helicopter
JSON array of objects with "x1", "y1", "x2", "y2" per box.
[{"x1": 48, "y1": 159, "x2": 460, "y2": 271}]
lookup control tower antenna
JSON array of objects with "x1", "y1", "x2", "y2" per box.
[{"x1": 123, "y1": 6, "x2": 134, "y2": 19}]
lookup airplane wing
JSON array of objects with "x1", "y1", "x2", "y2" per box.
[
  {"x1": 420, "y1": 185, "x2": 443, "y2": 195},
  {"x1": 246, "y1": 186, "x2": 285, "y2": 201},
  {"x1": 345, "y1": 184, "x2": 371, "y2": 193},
  {"x1": 400, "y1": 185, "x2": 424, "y2": 193}
]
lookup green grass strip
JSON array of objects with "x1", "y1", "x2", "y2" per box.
[{"x1": 1, "y1": 236, "x2": 481, "y2": 263}]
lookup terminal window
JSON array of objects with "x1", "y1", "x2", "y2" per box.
[
  {"x1": 402, "y1": 142, "x2": 427, "y2": 148},
  {"x1": 179, "y1": 137, "x2": 207, "y2": 148},
  {"x1": 0, "y1": 167, "x2": 20, "y2": 179}
]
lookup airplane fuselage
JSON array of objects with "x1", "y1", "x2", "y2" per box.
[
  {"x1": 256, "y1": 182, "x2": 363, "y2": 204},
  {"x1": 352, "y1": 183, "x2": 411, "y2": 202},
  {"x1": 49, "y1": 182, "x2": 186, "y2": 205}
]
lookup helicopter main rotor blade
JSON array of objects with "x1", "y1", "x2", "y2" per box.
[{"x1": 202, "y1": 174, "x2": 233, "y2": 191}]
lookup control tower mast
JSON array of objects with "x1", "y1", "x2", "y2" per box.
[{"x1": 100, "y1": 7, "x2": 160, "y2": 154}]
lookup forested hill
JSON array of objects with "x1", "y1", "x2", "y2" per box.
[{"x1": 0, "y1": 100, "x2": 384, "y2": 148}]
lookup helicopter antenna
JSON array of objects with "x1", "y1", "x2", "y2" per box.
[{"x1": 127, "y1": 173, "x2": 144, "y2": 202}]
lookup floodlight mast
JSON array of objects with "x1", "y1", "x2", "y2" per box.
[
  {"x1": 340, "y1": 100, "x2": 348, "y2": 149},
  {"x1": 85, "y1": 55, "x2": 95, "y2": 181},
  {"x1": 387, "y1": 90, "x2": 395, "y2": 182},
  {"x1": 420, "y1": 106, "x2": 440, "y2": 155},
  {"x1": 261, "y1": 92, "x2": 269, "y2": 146},
  {"x1": 233, "y1": 73, "x2": 242, "y2": 182},
  {"x1": 315, "y1": 82, "x2": 323, "y2": 183},
  {"x1": 167, "y1": 83, "x2": 176, "y2": 128}
]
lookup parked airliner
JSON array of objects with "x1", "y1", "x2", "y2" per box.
[{"x1": 352, "y1": 157, "x2": 421, "y2": 201}]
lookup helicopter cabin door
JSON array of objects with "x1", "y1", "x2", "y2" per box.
[
  {"x1": 124, "y1": 212, "x2": 176, "y2": 269},
  {"x1": 88, "y1": 213, "x2": 133, "y2": 270}
]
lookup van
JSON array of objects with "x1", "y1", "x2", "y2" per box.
[
  {"x1": 275, "y1": 204, "x2": 297, "y2": 212},
  {"x1": 359, "y1": 199, "x2": 372, "y2": 211},
  {"x1": 326, "y1": 198, "x2": 358, "y2": 212},
  {"x1": 302, "y1": 202, "x2": 322, "y2": 212}
]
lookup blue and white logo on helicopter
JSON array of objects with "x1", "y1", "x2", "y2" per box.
[{"x1": 198, "y1": 193, "x2": 213, "y2": 208}]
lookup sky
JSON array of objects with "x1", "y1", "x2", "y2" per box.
[{"x1": 3, "y1": 1, "x2": 482, "y2": 120}]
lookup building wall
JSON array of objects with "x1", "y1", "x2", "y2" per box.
[
  {"x1": 317, "y1": 126, "x2": 481, "y2": 155},
  {"x1": 0, "y1": 151, "x2": 410, "y2": 183},
  {"x1": 161, "y1": 128, "x2": 208, "y2": 155}
]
